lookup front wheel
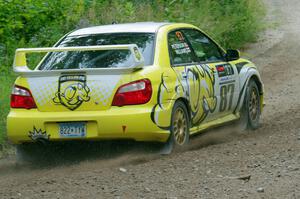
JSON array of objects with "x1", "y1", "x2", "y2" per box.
[{"x1": 240, "y1": 80, "x2": 261, "y2": 130}]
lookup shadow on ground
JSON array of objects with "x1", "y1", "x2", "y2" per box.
[{"x1": 0, "y1": 121, "x2": 254, "y2": 175}]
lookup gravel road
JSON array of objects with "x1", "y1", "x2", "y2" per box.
[{"x1": 0, "y1": 0, "x2": 299, "y2": 198}]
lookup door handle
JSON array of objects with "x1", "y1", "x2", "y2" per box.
[{"x1": 182, "y1": 72, "x2": 187, "y2": 79}]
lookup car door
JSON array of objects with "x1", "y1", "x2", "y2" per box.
[
  {"x1": 168, "y1": 30, "x2": 218, "y2": 127},
  {"x1": 181, "y1": 29, "x2": 240, "y2": 120}
]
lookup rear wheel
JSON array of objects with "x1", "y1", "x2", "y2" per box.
[
  {"x1": 171, "y1": 102, "x2": 189, "y2": 146},
  {"x1": 160, "y1": 101, "x2": 190, "y2": 154},
  {"x1": 240, "y1": 80, "x2": 261, "y2": 130}
]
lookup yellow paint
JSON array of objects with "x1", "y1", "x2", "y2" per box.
[
  {"x1": 190, "y1": 113, "x2": 239, "y2": 135},
  {"x1": 14, "y1": 52, "x2": 27, "y2": 67},
  {"x1": 7, "y1": 23, "x2": 264, "y2": 144}
]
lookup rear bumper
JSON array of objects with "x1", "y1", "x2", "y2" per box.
[{"x1": 7, "y1": 107, "x2": 170, "y2": 144}]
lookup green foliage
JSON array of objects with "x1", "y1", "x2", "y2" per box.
[
  {"x1": 0, "y1": 73, "x2": 15, "y2": 145},
  {"x1": 0, "y1": 0, "x2": 265, "y2": 145},
  {"x1": 0, "y1": 0, "x2": 265, "y2": 69}
]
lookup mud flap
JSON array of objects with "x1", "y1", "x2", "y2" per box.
[{"x1": 159, "y1": 136, "x2": 174, "y2": 155}]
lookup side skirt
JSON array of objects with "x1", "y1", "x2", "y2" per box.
[{"x1": 189, "y1": 113, "x2": 240, "y2": 135}]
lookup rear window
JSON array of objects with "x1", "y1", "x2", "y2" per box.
[{"x1": 38, "y1": 33, "x2": 155, "y2": 70}]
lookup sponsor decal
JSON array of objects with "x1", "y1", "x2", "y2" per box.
[
  {"x1": 53, "y1": 75, "x2": 90, "y2": 110},
  {"x1": 216, "y1": 64, "x2": 234, "y2": 77},
  {"x1": 175, "y1": 31, "x2": 185, "y2": 41},
  {"x1": 219, "y1": 76, "x2": 235, "y2": 85},
  {"x1": 171, "y1": 42, "x2": 191, "y2": 55}
]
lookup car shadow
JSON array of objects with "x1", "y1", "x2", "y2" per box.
[{"x1": 0, "y1": 121, "x2": 249, "y2": 173}]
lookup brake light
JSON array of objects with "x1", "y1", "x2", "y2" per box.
[
  {"x1": 10, "y1": 85, "x2": 37, "y2": 109},
  {"x1": 112, "y1": 79, "x2": 152, "y2": 106}
]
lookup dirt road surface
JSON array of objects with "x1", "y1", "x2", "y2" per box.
[{"x1": 0, "y1": 0, "x2": 299, "y2": 198}]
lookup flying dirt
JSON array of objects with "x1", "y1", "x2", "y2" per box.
[{"x1": 0, "y1": 0, "x2": 299, "y2": 198}]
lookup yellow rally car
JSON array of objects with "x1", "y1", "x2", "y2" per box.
[{"x1": 7, "y1": 22, "x2": 264, "y2": 155}]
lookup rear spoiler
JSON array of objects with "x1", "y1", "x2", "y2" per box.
[{"x1": 13, "y1": 44, "x2": 144, "y2": 76}]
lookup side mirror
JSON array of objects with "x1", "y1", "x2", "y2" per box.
[{"x1": 226, "y1": 49, "x2": 240, "y2": 61}]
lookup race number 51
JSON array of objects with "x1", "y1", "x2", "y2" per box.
[{"x1": 219, "y1": 84, "x2": 234, "y2": 112}]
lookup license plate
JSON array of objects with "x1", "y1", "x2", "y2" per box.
[{"x1": 59, "y1": 122, "x2": 86, "y2": 138}]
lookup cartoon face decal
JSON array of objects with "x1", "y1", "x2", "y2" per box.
[
  {"x1": 53, "y1": 75, "x2": 90, "y2": 110},
  {"x1": 152, "y1": 64, "x2": 217, "y2": 129},
  {"x1": 28, "y1": 127, "x2": 50, "y2": 141},
  {"x1": 192, "y1": 64, "x2": 217, "y2": 125}
]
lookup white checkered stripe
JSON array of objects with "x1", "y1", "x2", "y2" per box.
[
  {"x1": 88, "y1": 76, "x2": 121, "y2": 106},
  {"x1": 27, "y1": 75, "x2": 121, "y2": 107},
  {"x1": 27, "y1": 77, "x2": 57, "y2": 106}
]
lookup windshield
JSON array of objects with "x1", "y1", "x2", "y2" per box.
[{"x1": 38, "y1": 33, "x2": 155, "y2": 70}]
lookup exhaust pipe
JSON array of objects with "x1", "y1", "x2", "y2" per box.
[{"x1": 35, "y1": 138, "x2": 49, "y2": 146}]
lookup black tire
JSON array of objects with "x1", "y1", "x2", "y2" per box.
[
  {"x1": 240, "y1": 80, "x2": 261, "y2": 130},
  {"x1": 160, "y1": 101, "x2": 190, "y2": 154},
  {"x1": 171, "y1": 101, "x2": 190, "y2": 146}
]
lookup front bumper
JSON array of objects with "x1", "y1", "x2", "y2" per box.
[{"x1": 7, "y1": 106, "x2": 170, "y2": 144}]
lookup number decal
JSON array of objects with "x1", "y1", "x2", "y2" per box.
[
  {"x1": 219, "y1": 86, "x2": 227, "y2": 112},
  {"x1": 227, "y1": 84, "x2": 234, "y2": 110},
  {"x1": 219, "y1": 84, "x2": 235, "y2": 112}
]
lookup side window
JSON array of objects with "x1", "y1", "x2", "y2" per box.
[
  {"x1": 182, "y1": 29, "x2": 224, "y2": 62},
  {"x1": 168, "y1": 30, "x2": 197, "y2": 65}
]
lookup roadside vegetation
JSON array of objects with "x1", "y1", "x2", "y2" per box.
[{"x1": 0, "y1": 0, "x2": 265, "y2": 148}]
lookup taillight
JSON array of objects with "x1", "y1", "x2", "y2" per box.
[
  {"x1": 10, "y1": 85, "x2": 37, "y2": 109},
  {"x1": 112, "y1": 79, "x2": 152, "y2": 106}
]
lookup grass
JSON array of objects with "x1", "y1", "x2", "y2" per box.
[{"x1": 0, "y1": 74, "x2": 15, "y2": 144}]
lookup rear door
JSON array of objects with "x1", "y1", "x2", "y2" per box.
[
  {"x1": 168, "y1": 30, "x2": 218, "y2": 127},
  {"x1": 181, "y1": 29, "x2": 240, "y2": 118}
]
